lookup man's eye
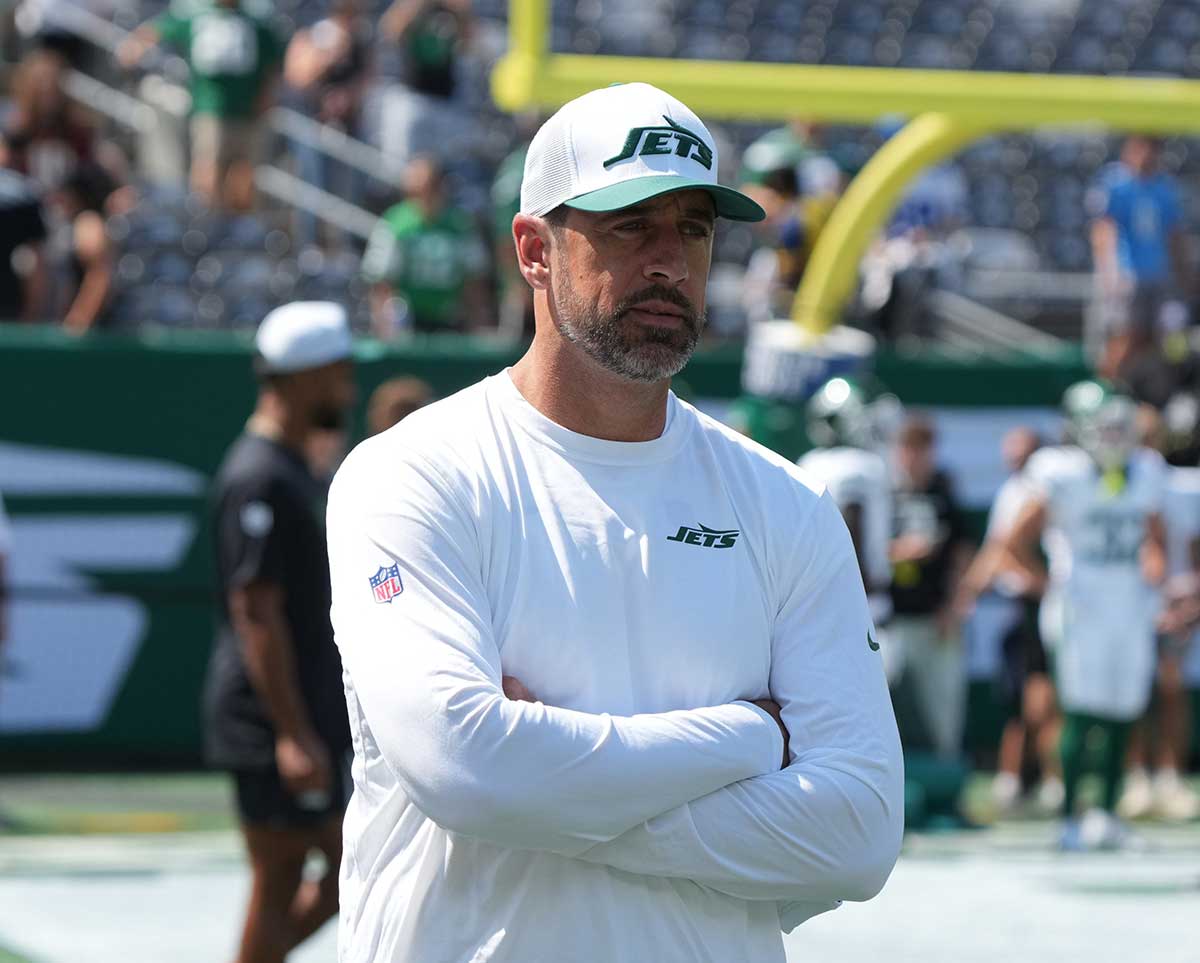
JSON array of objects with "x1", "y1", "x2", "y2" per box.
[
  {"x1": 683, "y1": 222, "x2": 713, "y2": 238},
  {"x1": 615, "y1": 220, "x2": 646, "y2": 232}
]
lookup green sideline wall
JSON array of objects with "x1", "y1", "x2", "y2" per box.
[{"x1": 0, "y1": 328, "x2": 1110, "y2": 768}]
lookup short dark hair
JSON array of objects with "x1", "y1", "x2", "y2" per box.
[
  {"x1": 542, "y1": 205, "x2": 569, "y2": 228},
  {"x1": 761, "y1": 167, "x2": 799, "y2": 198}
]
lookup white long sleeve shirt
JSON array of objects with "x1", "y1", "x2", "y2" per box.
[{"x1": 326, "y1": 371, "x2": 904, "y2": 963}]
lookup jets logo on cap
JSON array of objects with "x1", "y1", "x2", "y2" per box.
[{"x1": 604, "y1": 116, "x2": 714, "y2": 171}]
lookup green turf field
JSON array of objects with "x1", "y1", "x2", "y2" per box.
[{"x1": 0, "y1": 773, "x2": 1196, "y2": 963}]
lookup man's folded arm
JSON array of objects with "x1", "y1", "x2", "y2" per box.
[
  {"x1": 574, "y1": 495, "x2": 905, "y2": 910},
  {"x1": 326, "y1": 443, "x2": 784, "y2": 857}
]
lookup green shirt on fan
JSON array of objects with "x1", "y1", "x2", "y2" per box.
[
  {"x1": 362, "y1": 200, "x2": 487, "y2": 332},
  {"x1": 155, "y1": 0, "x2": 283, "y2": 119}
]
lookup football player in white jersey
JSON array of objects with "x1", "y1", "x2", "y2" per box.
[
  {"x1": 1002, "y1": 380, "x2": 1167, "y2": 849},
  {"x1": 797, "y1": 375, "x2": 901, "y2": 677}
]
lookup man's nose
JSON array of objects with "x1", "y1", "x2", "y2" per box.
[{"x1": 643, "y1": 227, "x2": 689, "y2": 285}]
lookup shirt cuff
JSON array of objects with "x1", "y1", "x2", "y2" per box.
[{"x1": 734, "y1": 699, "x2": 785, "y2": 774}]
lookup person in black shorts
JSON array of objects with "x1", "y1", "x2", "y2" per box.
[{"x1": 205, "y1": 300, "x2": 357, "y2": 963}]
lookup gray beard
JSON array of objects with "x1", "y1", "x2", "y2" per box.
[{"x1": 550, "y1": 278, "x2": 706, "y2": 384}]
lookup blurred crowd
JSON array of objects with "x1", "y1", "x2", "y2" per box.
[{"x1": 1, "y1": 0, "x2": 1199, "y2": 349}]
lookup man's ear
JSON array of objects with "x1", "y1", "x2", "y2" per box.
[{"x1": 513, "y1": 213, "x2": 553, "y2": 291}]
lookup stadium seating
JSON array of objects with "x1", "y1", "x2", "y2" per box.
[{"x1": 12, "y1": 0, "x2": 1200, "y2": 332}]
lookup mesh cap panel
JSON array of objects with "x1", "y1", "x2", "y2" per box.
[{"x1": 520, "y1": 104, "x2": 578, "y2": 216}]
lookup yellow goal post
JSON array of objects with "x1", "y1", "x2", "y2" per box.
[{"x1": 492, "y1": 0, "x2": 1200, "y2": 336}]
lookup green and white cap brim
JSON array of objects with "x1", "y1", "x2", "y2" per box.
[
  {"x1": 520, "y1": 82, "x2": 765, "y2": 223},
  {"x1": 565, "y1": 175, "x2": 764, "y2": 221}
]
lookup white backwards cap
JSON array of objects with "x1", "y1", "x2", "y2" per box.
[{"x1": 255, "y1": 301, "x2": 352, "y2": 374}]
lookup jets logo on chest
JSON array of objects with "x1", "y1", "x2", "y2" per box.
[{"x1": 666, "y1": 524, "x2": 740, "y2": 549}]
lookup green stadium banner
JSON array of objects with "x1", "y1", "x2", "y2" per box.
[{"x1": 0, "y1": 327, "x2": 1088, "y2": 768}]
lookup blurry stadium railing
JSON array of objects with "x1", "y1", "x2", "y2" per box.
[
  {"x1": 59, "y1": 65, "x2": 383, "y2": 239},
  {"x1": 928, "y1": 291, "x2": 1067, "y2": 354},
  {"x1": 493, "y1": 0, "x2": 1200, "y2": 335},
  {"x1": 44, "y1": 5, "x2": 396, "y2": 223},
  {"x1": 268, "y1": 107, "x2": 397, "y2": 186},
  {"x1": 254, "y1": 166, "x2": 380, "y2": 240},
  {"x1": 62, "y1": 69, "x2": 156, "y2": 133}
]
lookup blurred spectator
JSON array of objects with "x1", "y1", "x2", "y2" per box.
[
  {"x1": 889, "y1": 415, "x2": 974, "y2": 759},
  {"x1": 206, "y1": 302, "x2": 356, "y2": 963},
  {"x1": 0, "y1": 487, "x2": 9, "y2": 673},
  {"x1": 490, "y1": 138, "x2": 531, "y2": 338},
  {"x1": 1120, "y1": 411, "x2": 1200, "y2": 822},
  {"x1": 362, "y1": 156, "x2": 489, "y2": 335},
  {"x1": 861, "y1": 120, "x2": 969, "y2": 341},
  {"x1": 1110, "y1": 333, "x2": 1200, "y2": 467},
  {"x1": 1, "y1": 49, "x2": 98, "y2": 193},
  {"x1": 13, "y1": 0, "x2": 86, "y2": 64},
  {"x1": 955, "y1": 427, "x2": 1061, "y2": 813},
  {"x1": 283, "y1": 0, "x2": 369, "y2": 249},
  {"x1": 1115, "y1": 338, "x2": 1200, "y2": 411},
  {"x1": 375, "y1": 0, "x2": 472, "y2": 163},
  {"x1": 740, "y1": 121, "x2": 845, "y2": 326},
  {"x1": 888, "y1": 162, "x2": 968, "y2": 241},
  {"x1": 368, "y1": 375, "x2": 432, "y2": 435},
  {"x1": 740, "y1": 164, "x2": 803, "y2": 325},
  {"x1": 50, "y1": 163, "x2": 115, "y2": 333},
  {"x1": 118, "y1": 0, "x2": 284, "y2": 210},
  {"x1": 739, "y1": 120, "x2": 844, "y2": 207},
  {"x1": 0, "y1": 162, "x2": 49, "y2": 322},
  {"x1": 1089, "y1": 136, "x2": 1192, "y2": 379}
]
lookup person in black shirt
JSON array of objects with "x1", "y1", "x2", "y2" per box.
[
  {"x1": 206, "y1": 300, "x2": 356, "y2": 963},
  {"x1": 0, "y1": 163, "x2": 48, "y2": 322},
  {"x1": 888, "y1": 415, "x2": 974, "y2": 759},
  {"x1": 283, "y1": 0, "x2": 369, "y2": 249}
]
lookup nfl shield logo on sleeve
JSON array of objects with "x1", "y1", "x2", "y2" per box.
[{"x1": 369, "y1": 563, "x2": 404, "y2": 604}]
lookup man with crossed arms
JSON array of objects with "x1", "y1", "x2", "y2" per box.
[{"x1": 327, "y1": 83, "x2": 903, "y2": 962}]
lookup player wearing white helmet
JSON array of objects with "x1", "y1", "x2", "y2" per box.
[
  {"x1": 1002, "y1": 380, "x2": 1167, "y2": 850},
  {"x1": 797, "y1": 376, "x2": 900, "y2": 674}
]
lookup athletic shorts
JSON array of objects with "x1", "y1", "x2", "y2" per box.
[
  {"x1": 1096, "y1": 278, "x2": 1170, "y2": 338},
  {"x1": 190, "y1": 114, "x2": 264, "y2": 173},
  {"x1": 999, "y1": 596, "x2": 1048, "y2": 718},
  {"x1": 232, "y1": 752, "x2": 351, "y2": 830}
]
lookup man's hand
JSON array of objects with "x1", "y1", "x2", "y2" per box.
[
  {"x1": 275, "y1": 732, "x2": 332, "y2": 797},
  {"x1": 751, "y1": 699, "x2": 790, "y2": 769},
  {"x1": 502, "y1": 675, "x2": 538, "y2": 702}
]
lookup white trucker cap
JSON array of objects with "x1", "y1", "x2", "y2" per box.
[
  {"x1": 255, "y1": 301, "x2": 352, "y2": 374},
  {"x1": 520, "y1": 82, "x2": 764, "y2": 222}
]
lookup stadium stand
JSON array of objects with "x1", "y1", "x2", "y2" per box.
[{"x1": 0, "y1": 0, "x2": 1198, "y2": 339}]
